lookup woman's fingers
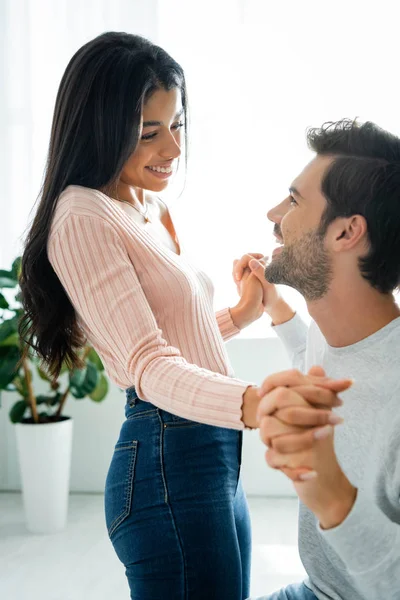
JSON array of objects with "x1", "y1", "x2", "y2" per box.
[
  {"x1": 233, "y1": 253, "x2": 265, "y2": 282},
  {"x1": 259, "y1": 415, "x2": 303, "y2": 446},
  {"x1": 259, "y1": 369, "x2": 353, "y2": 398},
  {"x1": 257, "y1": 385, "x2": 344, "y2": 424},
  {"x1": 274, "y1": 406, "x2": 343, "y2": 427},
  {"x1": 270, "y1": 425, "x2": 333, "y2": 454},
  {"x1": 289, "y1": 385, "x2": 343, "y2": 408},
  {"x1": 259, "y1": 407, "x2": 339, "y2": 447}
]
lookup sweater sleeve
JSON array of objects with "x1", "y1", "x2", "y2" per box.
[
  {"x1": 318, "y1": 402, "x2": 400, "y2": 600},
  {"x1": 271, "y1": 313, "x2": 308, "y2": 372},
  {"x1": 215, "y1": 308, "x2": 241, "y2": 342},
  {"x1": 48, "y1": 214, "x2": 251, "y2": 429}
]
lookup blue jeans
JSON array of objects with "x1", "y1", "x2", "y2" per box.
[
  {"x1": 105, "y1": 387, "x2": 252, "y2": 599},
  {"x1": 252, "y1": 583, "x2": 318, "y2": 600}
]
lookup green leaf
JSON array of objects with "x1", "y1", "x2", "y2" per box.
[
  {"x1": 0, "y1": 332, "x2": 19, "y2": 347},
  {"x1": 87, "y1": 348, "x2": 104, "y2": 371},
  {"x1": 9, "y1": 399, "x2": 27, "y2": 423},
  {"x1": 0, "y1": 346, "x2": 21, "y2": 389},
  {"x1": 0, "y1": 316, "x2": 19, "y2": 344},
  {"x1": 36, "y1": 393, "x2": 61, "y2": 407},
  {"x1": 49, "y1": 392, "x2": 62, "y2": 407},
  {"x1": 69, "y1": 361, "x2": 99, "y2": 399},
  {"x1": 13, "y1": 375, "x2": 28, "y2": 397},
  {"x1": 0, "y1": 270, "x2": 17, "y2": 288},
  {"x1": 0, "y1": 293, "x2": 9, "y2": 310},
  {"x1": 11, "y1": 258, "x2": 22, "y2": 280},
  {"x1": 89, "y1": 372, "x2": 109, "y2": 402}
]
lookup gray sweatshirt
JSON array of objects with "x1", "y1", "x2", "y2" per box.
[{"x1": 273, "y1": 314, "x2": 400, "y2": 600}]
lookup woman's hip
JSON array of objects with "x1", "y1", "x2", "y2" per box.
[{"x1": 105, "y1": 391, "x2": 244, "y2": 537}]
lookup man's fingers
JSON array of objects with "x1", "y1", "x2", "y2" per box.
[
  {"x1": 266, "y1": 447, "x2": 315, "y2": 471},
  {"x1": 279, "y1": 466, "x2": 317, "y2": 482},
  {"x1": 307, "y1": 365, "x2": 325, "y2": 378},
  {"x1": 259, "y1": 369, "x2": 317, "y2": 395}
]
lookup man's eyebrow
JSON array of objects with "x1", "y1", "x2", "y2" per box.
[
  {"x1": 289, "y1": 186, "x2": 305, "y2": 199},
  {"x1": 142, "y1": 109, "x2": 184, "y2": 128}
]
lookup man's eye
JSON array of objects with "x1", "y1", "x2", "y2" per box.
[
  {"x1": 289, "y1": 196, "x2": 298, "y2": 206},
  {"x1": 172, "y1": 121, "x2": 184, "y2": 130}
]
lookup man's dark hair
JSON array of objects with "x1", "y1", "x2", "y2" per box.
[{"x1": 307, "y1": 119, "x2": 400, "y2": 294}]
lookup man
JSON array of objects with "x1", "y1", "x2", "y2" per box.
[{"x1": 235, "y1": 119, "x2": 400, "y2": 600}]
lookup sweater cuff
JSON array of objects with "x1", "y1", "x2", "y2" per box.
[
  {"x1": 318, "y1": 489, "x2": 400, "y2": 574},
  {"x1": 216, "y1": 307, "x2": 241, "y2": 342}
]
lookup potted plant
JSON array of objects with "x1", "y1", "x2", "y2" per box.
[{"x1": 0, "y1": 257, "x2": 109, "y2": 533}]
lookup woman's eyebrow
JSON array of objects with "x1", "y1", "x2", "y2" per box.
[{"x1": 142, "y1": 109, "x2": 184, "y2": 128}]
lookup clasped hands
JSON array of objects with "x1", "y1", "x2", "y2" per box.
[{"x1": 233, "y1": 253, "x2": 357, "y2": 528}]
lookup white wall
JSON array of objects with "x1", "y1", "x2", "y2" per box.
[
  {"x1": 0, "y1": 333, "x2": 295, "y2": 496},
  {"x1": 0, "y1": 1, "x2": 296, "y2": 497}
]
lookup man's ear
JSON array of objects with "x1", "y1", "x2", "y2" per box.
[{"x1": 331, "y1": 215, "x2": 368, "y2": 252}]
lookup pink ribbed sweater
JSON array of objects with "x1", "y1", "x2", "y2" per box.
[{"x1": 47, "y1": 185, "x2": 251, "y2": 429}]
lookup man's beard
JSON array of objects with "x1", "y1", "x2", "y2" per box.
[{"x1": 265, "y1": 228, "x2": 333, "y2": 301}]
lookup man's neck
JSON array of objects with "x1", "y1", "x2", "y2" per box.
[{"x1": 307, "y1": 281, "x2": 400, "y2": 347}]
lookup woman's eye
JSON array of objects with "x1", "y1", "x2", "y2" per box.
[
  {"x1": 141, "y1": 122, "x2": 184, "y2": 141},
  {"x1": 141, "y1": 132, "x2": 157, "y2": 141},
  {"x1": 289, "y1": 196, "x2": 298, "y2": 206}
]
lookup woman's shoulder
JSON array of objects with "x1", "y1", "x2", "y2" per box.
[
  {"x1": 52, "y1": 185, "x2": 122, "y2": 233},
  {"x1": 57, "y1": 185, "x2": 114, "y2": 216}
]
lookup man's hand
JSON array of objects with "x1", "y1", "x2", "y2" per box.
[
  {"x1": 258, "y1": 367, "x2": 356, "y2": 529},
  {"x1": 266, "y1": 425, "x2": 357, "y2": 529}
]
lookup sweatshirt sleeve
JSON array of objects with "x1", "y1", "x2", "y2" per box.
[
  {"x1": 215, "y1": 308, "x2": 241, "y2": 342},
  {"x1": 48, "y1": 214, "x2": 251, "y2": 429},
  {"x1": 271, "y1": 313, "x2": 308, "y2": 372},
  {"x1": 318, "y1": 404, "x2": 400, "y2": 600}
]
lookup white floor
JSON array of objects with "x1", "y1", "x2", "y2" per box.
[{"x1": 0, "y1": 493, "x2": 305, "y2": 599}]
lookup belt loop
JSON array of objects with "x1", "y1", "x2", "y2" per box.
[{"x1": 127, "y1": 387, "x2": 137, "y2": 408}]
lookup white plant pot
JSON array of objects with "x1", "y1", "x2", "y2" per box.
[{"x1": 15, "y1": 417, "x2": 73, "y2": 534}]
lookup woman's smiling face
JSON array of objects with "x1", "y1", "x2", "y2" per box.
[{"x1": 120, "y1": 87, "x2": 184, "y2": 193}]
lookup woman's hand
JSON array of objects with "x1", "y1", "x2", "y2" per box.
[
  {"x1": 232, "y1": 253, "x2": 295, "y2": 325},
  {"x1": 230, "y1": 256, "x2": 265, "y2": 330},
  {"x1": 257, "y1": 367, "x2": 353, "y2": 480}
]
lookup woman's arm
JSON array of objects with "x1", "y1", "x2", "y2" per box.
[{"x1": 48, "y1": 214, "x2": 257, "y2": 429}]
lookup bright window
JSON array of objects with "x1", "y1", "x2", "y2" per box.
[{"x1": 158, "y1": 0, "x2": 400, "y2": 335}]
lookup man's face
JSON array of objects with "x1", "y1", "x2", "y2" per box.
[{"x1": 265, "y1": 155, "x2": 334, "y2": 301}]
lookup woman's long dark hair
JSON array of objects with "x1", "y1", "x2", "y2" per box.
[{"x1": 19, "y1": 31, "x2": 188, "y2": 378}]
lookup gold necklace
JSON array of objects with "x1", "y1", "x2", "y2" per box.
[{"x1": 117, "y1": 197, "x2": 151, "y2": 223}]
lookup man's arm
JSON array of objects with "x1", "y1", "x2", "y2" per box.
[{"x1": 258, "y1": 386, "x2": 400, "y2": 600}]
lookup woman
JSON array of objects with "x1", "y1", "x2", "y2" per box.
[
  {"x1": 19, "y1": 31, "x2": 262, "y2": 599},
  {"x1": 19, "y1": 32, "x2": 339, "y2": 599}
]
